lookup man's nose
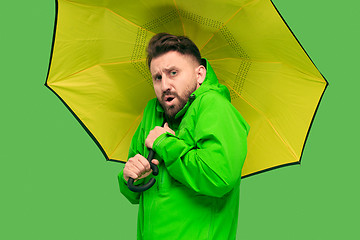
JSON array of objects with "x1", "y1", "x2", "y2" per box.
[{"x1": 161, "y1": 76, "x2": 171, "y2": 92}]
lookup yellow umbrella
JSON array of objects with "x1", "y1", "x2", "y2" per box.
[{"x1": 46, "y1": 0, "x2": 327, "y2": 178}]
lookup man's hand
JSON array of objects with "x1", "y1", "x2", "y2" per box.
[
  {"x1": 123, "y1": 154, "x2": 159, "y2": 182},
  {"x1": 145, "y1": 122, "x2": 175, "y2": 149}
]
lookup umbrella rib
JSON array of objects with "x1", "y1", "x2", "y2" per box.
[
  {"x1": 223, "y1": 81, "x2": 299, "y2": 161},
  {"x1": 209, "y1": 58, "x2": 326, "y2": 83},
  {"x1": 105, "y1": 8, "x2": 156, "y2": 35},
  {"x1": 209, "y1": 57, "x2": 282, "y2": 64},
  {"x1": 52, "y1": 59, "x2": 146, "y2": 83},
  {"x1": 109, "y1": 114, "x2": 143, "y2": 159},
  {"x1": 199, "y1": 0, "x2": 256, "y2": 52},
  {"x1": 173, "y1": 0, "x2": 186, "y2": 35},
  {"x1": 63, "y1": 0, "x2": 156, "y2": 35}
]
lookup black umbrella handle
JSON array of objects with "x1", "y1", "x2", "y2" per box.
[{"x1": 127, "y1": 149, "x2": 159, "y2": 192}]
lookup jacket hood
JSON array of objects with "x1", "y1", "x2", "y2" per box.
[{"x1": 192, "y1": 58, "x2": 231, "y2": 101}]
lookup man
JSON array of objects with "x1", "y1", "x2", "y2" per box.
[{"x1": 118, "y1": 33, "x2": 250, "y2": 239}]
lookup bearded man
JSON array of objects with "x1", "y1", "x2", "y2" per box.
[{"x1": 119, "y1": 33, "x2": 250, "y2": 240}]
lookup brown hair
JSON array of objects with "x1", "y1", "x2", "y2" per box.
[{"x1": 146, "y1": 33, "x2": 202, "y2": 68}]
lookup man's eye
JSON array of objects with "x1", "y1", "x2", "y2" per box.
[
  {"x1": 155, "y1": 75, "x2": 162, "y2": 81},
  {"x1": 170, "y1": 71, "x2": 177, "y2": 76}
]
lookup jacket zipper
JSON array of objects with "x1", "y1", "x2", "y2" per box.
[{"x1": 157, "y1": 163, "x2": 165, "y2": 191}]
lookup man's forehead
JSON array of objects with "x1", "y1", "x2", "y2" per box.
[{"x1": 150, "y1": 51, "x2": 197, "y2": 72}]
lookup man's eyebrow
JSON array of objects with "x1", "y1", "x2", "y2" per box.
[
  {"x1": 152, "y1": 73, "x2": 161, "y2": 78},
  {"x1": 164, "y1": 66, "x2": 177, "y2": 71},
  {"x1": 151, "y1": 66, "x2": 178, "y2": 78}
]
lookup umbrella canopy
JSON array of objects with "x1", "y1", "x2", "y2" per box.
[{"x1": 46, "y1": 0, "x2": 327, "y2": 178}]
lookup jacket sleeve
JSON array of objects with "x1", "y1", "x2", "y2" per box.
[
  {"x1": 118, "y1": 169, "x2": 145, "y2": 204},
  {"x1": 118, "y1": 118, "x2": 146, "y2": 204},
  {"x1": 153, "y1": 94, "x2": 249, "y2": 198}
]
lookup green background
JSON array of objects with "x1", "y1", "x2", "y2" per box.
[{"x1": 1, "y1": 0, "x2": 359, "y2": 239}]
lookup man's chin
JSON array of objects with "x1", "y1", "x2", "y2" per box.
[
  {"x1": 164, "y1": 106, "x2": 178, "y2": 118},
  {"x1": 160, "y1": 99, "x2": 187, "y2": 119}
]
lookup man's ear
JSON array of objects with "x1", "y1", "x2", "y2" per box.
[{"x1": 196, "y1": 65, "x2": 206, "y2": 87}]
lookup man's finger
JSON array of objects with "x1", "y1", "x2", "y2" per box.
[
  {"x1": 128, "y1": 156, "x2": 146, "y2": 174},
  {"x1": 128, "y1": 163, "x2": 143, "y2": 177},
  {"x1": 123, "y1": 165, "x2": 140, "y2": 181},
  {"x1": 163, "y1": 123, "x2": 175, "y2": 135},
  {"x1": 136, "y1": 154, "x2": 151, "y2": 172},
  {"x1": 151, "y1": 159, "x2": 159, "y2": 165},
  {"x1": 127, "y1": 170, "x2": 139, "y2": 180}
]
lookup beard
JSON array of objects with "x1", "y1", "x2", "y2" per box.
[{"x1": 160, "y1": 82, "x2": 197, "y2": 119}]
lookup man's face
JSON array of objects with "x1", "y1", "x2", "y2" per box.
[{"x1": 150, "y1": 51, "x2": 205, "y2": 118}]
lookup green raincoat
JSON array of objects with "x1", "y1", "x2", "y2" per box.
[{"x1": 119, "y1": 60, "x2": 250, "y2": 239}]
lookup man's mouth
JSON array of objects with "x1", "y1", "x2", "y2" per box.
[{"x1": 164, "y1": 96, "x2": 175, "y2": 104}]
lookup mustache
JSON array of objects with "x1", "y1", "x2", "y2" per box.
[{"x1": 162, "y1": 90, "x2": 179, "y2": 100}]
